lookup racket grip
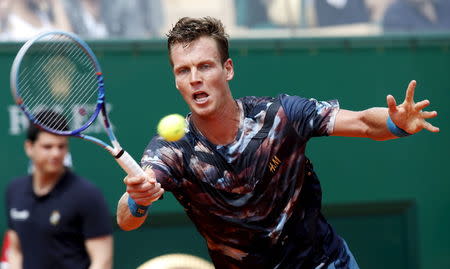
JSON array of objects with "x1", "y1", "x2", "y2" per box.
[{"x1": 115, "y1": 150, "x2": 146, "y2": 177}]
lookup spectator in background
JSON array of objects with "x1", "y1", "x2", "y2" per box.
[
  {"x1": 261, "y1": 0, "x2": 371, "y2": 28},
  {"x1": 63, "y1": 0, "x2": 164, "y2": 39},
  {"x1": 365, "y1": 0, "x2": 394, "y2": 24},
  {"x1": 62, "y1": 0, "x2": 109, "y2": 38},
  {"x1": 5, "y1": 110, "x2": 113, "y2": 269},
  {"x1": 235, "y1": 0, "x2": 273, "y2": 28},
  {"x1": 383, "y1": 0, "x2": 450, "y2": 31},
  {"x1": 106, "y1": 0, "x2": 164, "y2": 38},
  {"x1": 0, "y1": 0, "x2": 13, "y2": 39},
  {"x1": 267, "y1": 0, "x2": 302, "y2": 27},
  {"x1": 0, "y1": 0, "x2": 72, "y2": 41},
  {"x1": 314, "y1": 0, "x2": 370, "y2": 26}
]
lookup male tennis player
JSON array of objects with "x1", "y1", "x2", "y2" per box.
[
  {"x1": 5, "y1": 111, "x2": 113, "y2": 269},
  {"x1": 117, "y1": 17, "x2": 439, "y2": 268}
]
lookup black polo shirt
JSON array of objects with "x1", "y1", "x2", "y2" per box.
[{"x1": 5, "y1": 170, "x2": 112, "y2": 269}]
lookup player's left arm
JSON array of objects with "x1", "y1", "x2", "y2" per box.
[
  {"x1": 85, "y1": 235, "x2": 113, "y2": 269},
  {"x1": 331, "y1": 80, "x2": 439, "y2": 140},
  {"x1": 6, "y1": 230, "x2": 22, "y2": 269}
]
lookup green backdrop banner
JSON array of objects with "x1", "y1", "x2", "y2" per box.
[{"x1": 1, "y1": 34, "x2": 449, "y2": 268}]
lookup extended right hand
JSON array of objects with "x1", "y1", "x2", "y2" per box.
[{"x1": 124, "y1": 169, "x2": 164, "y2": 206}]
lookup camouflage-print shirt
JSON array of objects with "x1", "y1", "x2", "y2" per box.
[{"x1": 142, "y1": 95, "x2": 342, "y2": 269}]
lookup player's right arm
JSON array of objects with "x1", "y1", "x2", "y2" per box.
[
  {"x1": 116, "y1": 169, "x2": 164, "y2": 231},
  {"x1": 7, "y1": 229, "x2": 22, "y2": 269}
]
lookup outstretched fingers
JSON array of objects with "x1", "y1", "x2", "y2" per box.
[
  {"x1": 405, "y1": 80, "x2": 416, "y2": 104},
  {"x1": 422, "y1": 121, "x2": 440, "y2": 133},
  {"x1": 415, "y1": 99, "x2": 430, "y2": 111},
  {"x1": 421, "y1": 110, "x2": 438, "y2": 119},
  {"x1": 387, "y1": 80, "x2": 439, "y2": 134}
]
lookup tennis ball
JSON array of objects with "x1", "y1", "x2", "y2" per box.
[{"x1": 157, "y1": 114, "x2": 186, "y2": 141}]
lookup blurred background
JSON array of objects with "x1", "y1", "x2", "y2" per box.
[
  {"x1": 0, "y1": 0, "x2": 449, "y2": 268},
  {"x1": 1, "y1": 0, "x2": 450, "y2": 41}
]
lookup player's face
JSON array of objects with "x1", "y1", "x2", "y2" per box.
[
  {"x1": 25, "y1": 132, "x2": 68, "y2": 176},
  {"x1": 171, "y1": 36, "x2": 234, "y2": 118}
]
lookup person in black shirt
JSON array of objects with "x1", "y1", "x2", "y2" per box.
[{"x1": 5, "y1": 111, "x2": 113, "y2": 269}]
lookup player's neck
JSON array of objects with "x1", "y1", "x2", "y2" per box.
[
  {"x1": 32, "y1": 168, "x2": 65, "y2": 196},
  {"x1": 193, "y1": 100, "x2": 241, "y2": 145}
]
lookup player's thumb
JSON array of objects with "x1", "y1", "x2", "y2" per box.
[{"x1": 386, "y1": 95, "x2": 397, "y2": 113}]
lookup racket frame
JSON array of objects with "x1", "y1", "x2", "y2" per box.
[{"x1": 10, "y1": 31, "x2": 144, "y2": 176}]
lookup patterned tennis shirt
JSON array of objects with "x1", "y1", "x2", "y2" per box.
[{"x1": 142, "y1": 94, "x2": 343, "y2": 268}]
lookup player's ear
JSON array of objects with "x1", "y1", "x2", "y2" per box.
[
  {"x1": 24, "y1": 140, "x2": 33, "y2": 158},
  {"x1": 224, "y1": 58, "x2": 234, "y2": 81}
]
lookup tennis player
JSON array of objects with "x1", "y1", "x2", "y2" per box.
[
  {"x1": 5, "y1": 111, "x2": 113, "y2": 269},
  {"x1": 117, "y1": 17, "x2": 439, "y2": 269}
]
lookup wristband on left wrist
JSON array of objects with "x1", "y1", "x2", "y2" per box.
[{"x1": 386, "y1": 116, "x2": 411, "y2": 137}]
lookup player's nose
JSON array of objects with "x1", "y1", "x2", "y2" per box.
[{"x1": 189, "y1": 69, "x2": 201, "y2": 85}]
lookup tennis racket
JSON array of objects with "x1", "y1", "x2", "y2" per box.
[{"x1": 10, "y1": 30, "x2": 145, "y2": 177}]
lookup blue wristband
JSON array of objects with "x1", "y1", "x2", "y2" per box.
[
  {"x1": 128, "y1": 196, "x2": 149, "y2": 217},
  {"x1": 387, "y1": 116, "x2": 411, "y2": 137}
]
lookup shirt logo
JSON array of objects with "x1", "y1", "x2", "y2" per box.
[
  {"x1": 10, "y1": 208, "x2": 29, "y2": 221},
  {"x1": 49, "y1": 210, "x2": 61, "y2": 226},
  {"x1": 268, "y1": 155, "x2": 281, "y2": 173}
]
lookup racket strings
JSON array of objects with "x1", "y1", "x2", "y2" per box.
[
  {"x1": 27, "y1": 71, "x2": 94, "y2": 120},
  {"x1": 22, "y1": 56, "x2": 89, "y2": 112},
  {"x1": 48, "y1": 72, "x2": 98, "y2": 131},
  {"x1": 21, "y1": 36, "x2": 94, "y2": 106},
  {"x1": 18, "y1": 34, "x2": 99, "y2": 131},
  {"x1": 23, "y1": 42, "x2": 88, "y2": 100},
  {"x1": 19, "y1": 36, "x2": 86, "y2": 103},
  {"x1": 18, "y1": 36, "x2": 72, "y2": 83},
  {"x1": 24, "y1": 70, "x2": 95, "y2": 131}
]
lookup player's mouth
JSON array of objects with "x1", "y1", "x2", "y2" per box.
[{"x1": 193, "y1": 91, "x2": 209, "y2": 104}]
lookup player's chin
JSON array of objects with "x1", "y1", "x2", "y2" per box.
[
  {"x1": 192, "y1": 107, "x2": 216, "y2": 119},
  {"x1": 44, "y1": 164, "x2": 65, "y2": 174}
]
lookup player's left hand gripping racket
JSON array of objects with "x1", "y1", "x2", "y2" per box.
[{"x1": 10, "y1": 31, "x2": 145, "y2": 177}]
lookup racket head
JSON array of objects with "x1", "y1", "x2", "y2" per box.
[{"x1": 10, "y1": 31, "x2": 105, "y2": 136}]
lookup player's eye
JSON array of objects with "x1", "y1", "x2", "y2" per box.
[
  {"x1": 199, "y1": 64, "x2": 211, "y2": 70},
  {"x1": 58, "y1": 144, "x2": 67, "y2": 150},
  {"x1": 176, "y1": 68, "x2": 189, "y2": 75}
]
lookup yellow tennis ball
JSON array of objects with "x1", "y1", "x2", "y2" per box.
[{"x1": 157, "y1": 114, "x2": 186, "y2": 141}]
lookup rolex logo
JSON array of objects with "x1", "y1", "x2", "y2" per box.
[
  {"x1": 268, "y1": 155, "x2": 281, "y2": 173},
  {"x1": 50, "y1": 210, "x2": 61, "y2": 226}
]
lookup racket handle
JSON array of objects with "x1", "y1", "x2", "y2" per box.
[{"x1": 115, "y1": 150, "x2": 146, "y2": 177}]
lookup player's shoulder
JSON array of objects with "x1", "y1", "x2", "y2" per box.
[
  {"x1": 238, "y1": 95, "x2": 279, "y2": 116},
  {"x1": 278, "y1": 94, "x2": 319, "y2": 111},
  {"x1": 238, "y1": 95, "x2": 276, "y2": 106},
  {"x1": 6, "y1": 175, "x2": 31, "y2": 191},
  {"x1": 64, "y1": 170, "x2": 103, "y2": 195},
  {"x1": 8, "y1": 174, "x2": 30, "y2": 183}
]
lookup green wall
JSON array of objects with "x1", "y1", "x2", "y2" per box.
[{"x1": 1, "y1": 34, "x2": 449, "y2": 268}]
